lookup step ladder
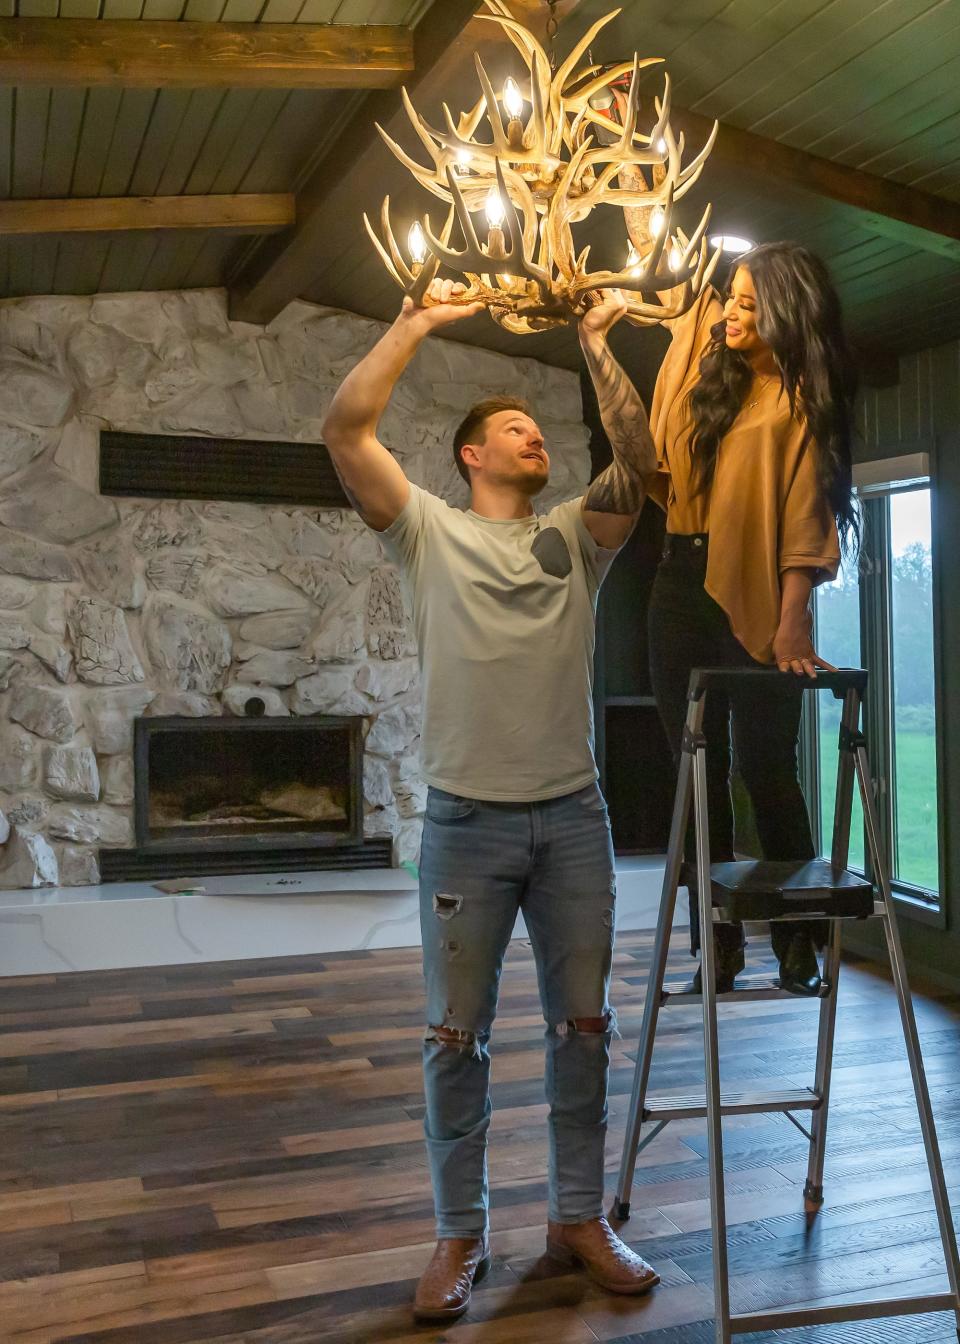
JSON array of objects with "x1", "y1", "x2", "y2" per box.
[{"x1": 613, "y1": 667, "x2": 960, "y2": 1342}]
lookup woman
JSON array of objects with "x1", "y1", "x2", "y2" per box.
[{"x1": 646, "y1": 242, "x2": 860, "y2": 995}]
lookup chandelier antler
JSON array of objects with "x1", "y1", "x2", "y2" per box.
[{"x1": 366, "y1": 2, "x2": 722, "y2": 333}]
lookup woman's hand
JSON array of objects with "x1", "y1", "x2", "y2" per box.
[{"x1": 773, "y1": 609, "x2": 836, "y2": 678}]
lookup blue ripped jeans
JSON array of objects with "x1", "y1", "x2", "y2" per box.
[{"x1": 419, "y1": 781, "x2": 617, "y2": 1239}]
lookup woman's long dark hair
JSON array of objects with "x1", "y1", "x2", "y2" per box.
[{"x1": 687, "y1": 241, "x2": 860, "y2": 555}]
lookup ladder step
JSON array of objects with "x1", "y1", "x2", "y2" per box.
[
  {"x1": 730, "y1": 1290, "x2": 959, "y2": 1334},
  {"x1": 642, "y1": 1086, "x2": 819, "y2": 1122},
  {"x1": 663, "y1": 973, "x2": 832, "y2": 1004}
]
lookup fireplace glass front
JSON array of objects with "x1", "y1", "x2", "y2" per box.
[{"x1": 134, "y1": 715, "x2": 363, "y2": 852}]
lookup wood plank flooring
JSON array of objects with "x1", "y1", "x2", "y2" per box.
[{"x1": 0, "y1": 929, "x2": 958, "y2": 1342}]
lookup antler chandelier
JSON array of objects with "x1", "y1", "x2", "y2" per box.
[{"x1": 365, "y1": 1, "x2": 722, "y2": 334}]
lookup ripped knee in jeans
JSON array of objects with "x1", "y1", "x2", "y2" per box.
[
  {"x1": 551, "y1": 1008, "x2": 619, "y2": 1038},
  {"x1": 424, "y1": 1023, "x2": 483, "y2": 1060}
]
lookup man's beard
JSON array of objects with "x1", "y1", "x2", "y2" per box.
[{"x1": 514, "y1": 466, "x2": 549, "y2": 497}]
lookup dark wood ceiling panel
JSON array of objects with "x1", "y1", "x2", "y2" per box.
[
  {"x1": 97, "y1": 90, "x2": 158, "y2": 192},
  {"x1": 42, "y1": 87, "x2": 85, "y2": 192},
  {"x1": 130, "y1": 89, "x2": 212, "y2": 193},
  {"x1": 575, "y1": 0, "x2": 960, "y2": 199},
  {"x1": 154, "y1": 90, "x2": 230, "y2": 195},
  {"x1": 179, "y1": 87, "x2": 264, "y2": 192},
  {"x1": 28, "y1": 233, "x2": 59, "y2": 292},
  {"x1": 236, "y1": 89, "x2": 343, "y2": 191},
  {"x1": 97, "y1": 229, "x2": 160, "y2": 289},
  {"x1": 136, "y1": 229, "x2": 206, "y2": 287},
  {"x1": 668, "y1": 0, "x2": 837, "y2": 113},
  {"x1": 74, "y1": 90, "x2": 127, "y2": 192},
  {"x1": 159, "y1": 232, "x2": 205, "y2": 286},
  {"x1": 204, "y1": 89, "x2": 291, "y2": 189},
  {"x1": 686, "y1": 0, "x2": 947, "y2": 129},
  {"x1": 742, "y1": 3, "x2": 960, "y2": 144},
  {"x1": 48, "y1": 233, "x2": 110, "y2": 292},
  {"x1": 182, "y1": 231, "x2": 235, "y2": 285},
  {"x1": 12, "y1": 88, "x2": 48, "y2": 196},
  {"x1": 807, "y1": 55, "x2": 960, "y2": 164},
  {"x1": 867, "y1": 116, "x2": 960, "y2": 187}
]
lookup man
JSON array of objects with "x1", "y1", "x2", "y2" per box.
[{"x1": 323, "y1": 279, "x2": 658, "y2": 1322}]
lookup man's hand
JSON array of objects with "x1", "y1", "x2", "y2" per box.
[
  {"x1": 402, "y1": 279, "x2": 484, "y2": 330},
  {"x1": 579, "y1": 288, "x2": 629, "y2": 343},
  {"x1": 773, "y1": 610, "x2": 837, "y2": 678}
]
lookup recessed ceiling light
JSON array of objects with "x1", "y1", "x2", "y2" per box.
[{"x1": 710, "y1": 234, "x2": 755, "y2": 254}]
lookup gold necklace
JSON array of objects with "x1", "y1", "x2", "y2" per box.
[{"x1": 746, "y1": 374, "x2": 774, "y2": 410}]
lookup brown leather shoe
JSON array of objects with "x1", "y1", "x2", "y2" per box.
[
  {"x1": 546, "y1": 1216, "x2": 660, "y2": 1295},
  {"x1": 413, "y1": 1236, "x2": 491, "y2": 1322}
]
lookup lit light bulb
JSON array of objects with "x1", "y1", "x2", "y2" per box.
[
  {"x1": 668, "y1": 243, "x2": 682, "y2": 273},
  {"x1": 655, "y1": 137, "x2": 667, "y2": 154},
  {"x1": 626, "y1": 243, "x2": 641, "y2": 276},
  {"x1": 407, "y1": 221, "x2": 427, "y2": 266},
  {"x1": 649, "y1": 205, "x2": 665, "y2": 238},
  {"x1": 456, "y1": 149, "x2": 472, "y2": 166},
  {"x1": 485, "y1": 186, "x2": 506, "y2": 228},
  {"x1": 503, "y1": 77, "x2": 524, "y2": 119},
  {"x1": 709, "y1": 234, "x2": 755, "y2": 255}
]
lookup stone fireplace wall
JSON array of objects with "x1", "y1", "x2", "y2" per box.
[{"x1": 0, "y1": 290, "x2": 589, "y2": 888}]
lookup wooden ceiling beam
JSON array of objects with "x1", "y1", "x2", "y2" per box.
[
  {"x1": 0, "y1": 18, "x2": 413, "y2": 90},
  {"x1": 641, "y1": 98, "x2": 960, "y2": 262},
  {"x1": 0, "y1": 194, "x2": 295, "y2": 236}
]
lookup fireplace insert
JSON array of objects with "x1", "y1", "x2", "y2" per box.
[{"x1": 133, "y1": 715, "x2": 363, "y2": 853}]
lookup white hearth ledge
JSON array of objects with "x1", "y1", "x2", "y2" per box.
[{"x1": 0, "y1": 857, "x2": 685, "y2": 976}]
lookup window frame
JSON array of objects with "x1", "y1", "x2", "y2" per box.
[{"x1": 808, "y1": 452, "x2": 945, "y2": 927}]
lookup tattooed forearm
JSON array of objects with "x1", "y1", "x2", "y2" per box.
[{"x1": 580, "y1": 334, "x2": 657, "y2": 515}]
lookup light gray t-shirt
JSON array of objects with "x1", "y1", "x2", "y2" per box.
[{"x1": 379, "y1": 484, "x2": 618, "y2": 802}]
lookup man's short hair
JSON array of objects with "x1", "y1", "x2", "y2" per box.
[{"x1": 452, "y1": 397, "x2": 533, "y2": 483}]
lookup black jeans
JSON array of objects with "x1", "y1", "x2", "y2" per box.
[{"x1": 648, "y1": 533, "x2": 823, "y2": 961}]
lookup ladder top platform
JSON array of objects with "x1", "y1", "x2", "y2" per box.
[{"x1": 709, "y1": 859, "x2": 875, "y2": 921}]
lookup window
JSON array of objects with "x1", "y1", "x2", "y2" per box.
[
  {"x1": 888, "y1": 489, "x2": 939, "y2": 893},
  {"x1": 813, "y1": 553, "x2": 864, "y2": 872},
  {"x1": 808, "y1": 460, "x2": 942, "y2": 914}
]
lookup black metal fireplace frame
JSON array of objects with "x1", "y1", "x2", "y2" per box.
[{"x1": 133, "y1": 715, "x2": 364, "y2": 854}]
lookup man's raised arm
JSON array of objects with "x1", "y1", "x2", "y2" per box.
[
  {"x1": 322, "y1": 282, "x2": 482, "y2": 532},
  {"x1": 578, "y1": 289, "x2": 658, "y2": 550}
]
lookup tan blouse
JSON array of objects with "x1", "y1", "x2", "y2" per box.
[{"x1": 648, "y1": 288, "x2": 841, "y2": 663}]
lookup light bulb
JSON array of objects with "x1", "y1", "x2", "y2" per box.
[
  {"x1": 407, "y1": 221, "x2": 427, "y2": 266},
  {"x1": 456, "y1": 149, "x2": 472, "y2": 166},
  {"x1": 668, "y1": 243, "x2": 682, "y2": 273},
  {"x1": 649, "y1": 205, "x2": 665, "y2": 238},
  {"x1": 485, "y1": 186, "x2": 506, "y2": 229},
  {"x1": 626, "y1": 243, "x2": 641, "y2": 276},
  {"x1": 655, "y1": 137, "x2": 667, "y2": 154},
  {"x1": 709, "y1": 234, "x2": 755, "y2": 255},
  {"x1": 503, "y1": 77, "x2": 524, "y2": 119}
]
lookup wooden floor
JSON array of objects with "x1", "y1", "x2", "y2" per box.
[{"x1": 0, "y1": 929, "x2": 958, "y2": 1343}]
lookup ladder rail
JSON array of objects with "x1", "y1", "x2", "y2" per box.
[
  {"x1": 613, "y1": 748, "x2": 692, "y2": 1216},
  {"x1": 691, "y1": 690, "x2": 732, "y2": 1344},
  {"x1": 856, "y1": 737, "x2": 960, "y2": 1318},
  {"x1": 805, "y1": 684, "x2": 860, "y2": 1206}
]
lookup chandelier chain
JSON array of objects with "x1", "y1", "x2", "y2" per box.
[{"x1": 545, "y1": 0, "x2": 559, "y2": 68}]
